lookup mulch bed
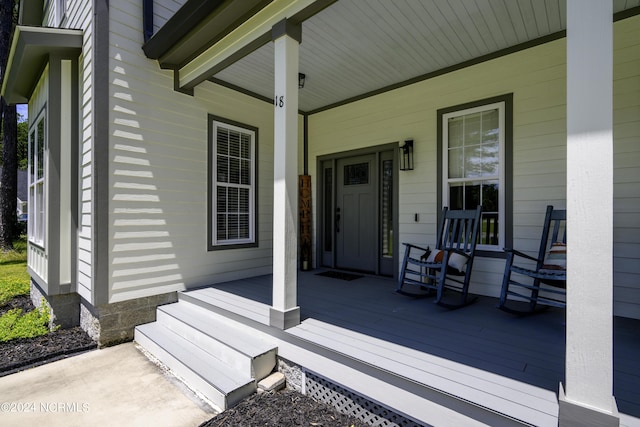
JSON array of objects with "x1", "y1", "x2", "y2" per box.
[
  {"x1": 0, "y1": 294, "x2": 36, "y2": 316},
  {"x1": 200, "y1": 389, "x2": 369, "y2": 427},
  {"x1": 0, "y1": 295, "x2": 97, "y2": 377}
]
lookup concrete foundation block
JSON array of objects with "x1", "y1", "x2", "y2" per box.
[
  {"x1": 30, "y1": 280, "x2": 80, "y2": 329},
  {"x1": 257, "y1": 372, "x2": 285, "y2": 393},
  {"x1": 81, "y1": 292, "x2": 178, "y2": 347}
]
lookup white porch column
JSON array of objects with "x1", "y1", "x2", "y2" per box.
[
  {"x1": 560, "y1": 1, "x2": 618, "y2": 425},
  {"x1": 270, "y1": 19, "x2": 301, "y2": 329}
]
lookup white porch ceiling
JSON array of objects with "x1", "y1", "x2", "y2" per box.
[{"x1": 212, "y1": 0, "x2": 639, "y2": 113}]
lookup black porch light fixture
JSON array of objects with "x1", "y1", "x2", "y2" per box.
[
  {"x1": 399, "y1": 139, "x2": 414, "y2": 171},
  {"x1": 298, "y1": 73, "x2": 306, "y2": 89}
]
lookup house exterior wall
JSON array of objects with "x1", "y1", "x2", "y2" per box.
[
  {"x1": 106, "y1": 0, "x2": 279, "y2": 304},
  {"x1": 38, "y1": 0, "x2": 96, "y2": 303},
  {"x1": 308, "y1": 16, "x2": 640, "y2": 319},
  {"x1": 612, "y1": 15, "x2": 640, "y2": 319}
]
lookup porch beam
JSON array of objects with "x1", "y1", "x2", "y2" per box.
[
  {"x1": 561, "y1": 1, "x2": 618, "y2": 425},
  {"x1": 177, "y1": 0, "x2": 330, "y2": 91},
  {"x1": 270, "y1": 19, "x2": 301, "y2": 329}
]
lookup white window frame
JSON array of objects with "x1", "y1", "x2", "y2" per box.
[
  {"x1": 28, "y1": 112, "x2": 47, "y2": 247},
  {"x1": 442, "y1": 101, "x2": 506, "y2": 251},
  {"x1": 210, "y1": 119, "x2": 256, "y2": 248}
]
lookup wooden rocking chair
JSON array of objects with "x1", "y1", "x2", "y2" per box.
[
  {"x1": 498, "y1": 205, "x2": 567, "y2": 315},
  {"x1": 397, "y1": 206, "x2": 482, "y2": 308}
]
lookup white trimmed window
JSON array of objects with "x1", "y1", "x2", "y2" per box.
[
  {"x1": 28, "y1": 114, "x2": 46, "y2": 246},
  {"x1": 442, "y1": 101, "x2": 506, "y2": 250},
  {"x1": 209, "y1": 118, "x2": 257, "y2": 248}
]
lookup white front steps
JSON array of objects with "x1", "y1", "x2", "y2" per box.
[{"x1": 134, "y1": 296, "x2": 278, "y2": 411}]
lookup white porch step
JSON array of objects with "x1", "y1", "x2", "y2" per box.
[
  {"x1": 156, "y1": 302, "x2": 276, "y2": 381},
  {"x1": 135, "y1": 322, "x2": 255, "y2": 411},
  {"x1": 134, "y1": 298, "x2": 278, "y2": 411},
  {"x1": 179, "y1": 287, "x2": 272, "y2": 325}
]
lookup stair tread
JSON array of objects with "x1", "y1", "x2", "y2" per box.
[
  {"x1": 136, "y1": 322, "x2": 253, "y2": 394},
  {"x1": 180, "y1": 288, "x2": 271, "y2": 325},
  {"x1": 158, "y1": 302, "x2": 276, "y2": 358}
]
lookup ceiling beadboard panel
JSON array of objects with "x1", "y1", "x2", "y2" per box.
[{"x1": 212, "y1": 0, "x2": 637, "y2": 112}]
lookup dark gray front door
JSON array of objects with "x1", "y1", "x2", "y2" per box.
[{"x1": 335, "y1": 154, "x2": 377, "y2": 272}]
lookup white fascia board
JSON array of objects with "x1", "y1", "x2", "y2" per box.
[{"x1": 178, "y1": 0, "x2": 317, "y2": 90}]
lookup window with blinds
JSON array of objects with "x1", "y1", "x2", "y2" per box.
[{"x1": 209, "y1": 118, "x2": 257, "y2": 248}]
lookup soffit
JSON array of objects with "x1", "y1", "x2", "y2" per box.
[
  {"x1": 1, "y1": 26, "x2": 83, "y2": 105},
  {"x1": 209, "y1": 0, "x2": 639, "y2": 113}
]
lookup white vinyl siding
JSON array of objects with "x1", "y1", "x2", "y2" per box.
[
  {"x1": 442, "y1": 102, "x2": 505, "y2": 250},
  {"x1": 612, "y1": 14, "x2": 640, "y2": 319},
  {"x1": 56, "y1": 0, "x2": 67, "y2": 26},
  {"x1": 59, "y1": 0, "x2": 94, "y2": 302},
  {"x1": 152, "y1": 0, "x2": 188, "y2": 32},
  {"x1": 211, "y1": 121, "x2": 256, "y2": 247},
  {"x1": 107, "y1": 0, "x2": 274, "y2": 303}
]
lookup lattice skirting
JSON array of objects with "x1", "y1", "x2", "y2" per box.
[{"x1": 304, "y1": 371, "x2": 427, "y2": 427}]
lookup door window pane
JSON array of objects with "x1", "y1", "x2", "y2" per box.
[
  {"x1": 323, "y1": 168, "x2": 333, "y2": 252},
  {"x1": 381, "y1": 159, "x2": 393, "y2": 258},
  {"x1": 344, "y1": 163, "x2": 368, "y2": 185}
]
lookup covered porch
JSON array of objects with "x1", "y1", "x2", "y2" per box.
[
  {"x1": 181, "y1": 271, "x2": 640, "y2": 426},
  {"x1": 139, "y1": 0, "x2": 639, "y2": 424}
]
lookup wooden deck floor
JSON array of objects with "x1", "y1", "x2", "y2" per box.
[{"x1": 207, "y1": 270, "x2": 640, "y2": 422}]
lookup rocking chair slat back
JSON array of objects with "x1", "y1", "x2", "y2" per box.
[
  {"x1": 499, "y1": 205, "x2": 567, "y2": 314},
  {"x1": 397, "y1": 205, "x2": 483, "y2": 308}
]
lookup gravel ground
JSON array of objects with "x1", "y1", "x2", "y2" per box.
[{"x1": 0, "y1": 295, "x2": 370, "y2": 426}]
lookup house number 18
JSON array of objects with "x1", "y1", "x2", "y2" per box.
[{"x1": 274, "y1": 96, "x2": 284, "y2": 108}]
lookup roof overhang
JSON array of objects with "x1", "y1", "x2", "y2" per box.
[
  {"x1": 143, "y1": 0, "x2": 275, "y2": 68},
  {"x1": 1, "y1": 26, "x2": 83, "y2": 105},
  {"x1": 143, "y1": 0, "x2": 336, "y2": 93}
]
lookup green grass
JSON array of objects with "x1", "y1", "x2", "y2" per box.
[
  {"x1": 0, "y1": 236, "x2": 50, "y2": 342},
  {"x1": 0, "y1": 305, "x2": 51, "y2": 343},
  {"x1": 0, "y1": 264, "x2": 30, "y2": 305},
  {"x1": 0, "y1": 236, "x2": 29, "y2": 305}
]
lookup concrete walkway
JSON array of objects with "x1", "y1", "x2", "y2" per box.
[{"x1": 0, "y1": 343, "x2": 216, "y2": 427}]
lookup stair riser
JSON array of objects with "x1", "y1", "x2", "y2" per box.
[
  {"x1": 156, "y1": 309, "x2": 254, "y2": 376},
  {"x1": 134, "y1": 328, "x2": 228, "y2": 411}
]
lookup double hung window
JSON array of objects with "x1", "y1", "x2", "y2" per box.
[
  {"x1": 441, "y1": 96, "x2": 511, "y2": 251},
  {"x1": 28, "y1": 114, "x2": 46, "y2": 246},
  {"x1": 209, "y1": 117, "x2": 257, "y2": 249}
]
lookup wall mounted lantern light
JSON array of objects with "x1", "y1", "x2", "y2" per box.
[
  {"x1": 399, "y1": 139, "x2": 414, "y2": 171},
  {"x1": 298, "y1": 73, "x2": 306, "y2": 89}
]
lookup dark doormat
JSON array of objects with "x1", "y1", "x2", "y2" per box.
[{"x1": 315, "y1": 270, "x2": 364, "y2": 281}]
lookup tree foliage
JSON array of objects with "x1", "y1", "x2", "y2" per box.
[
  {"x1": 0, "y1": 0, "x2": 18, "y2": 250},
  {"x1": 0, "y1": 113, "x2": 27, "y2": 169}
]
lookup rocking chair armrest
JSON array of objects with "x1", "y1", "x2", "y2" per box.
[
  {"x1": 504, "y1": 248, "x2": 540, "y2": 263},
  {"x1": 402, "y1": 242, "x2": 430, "y2": 253}
]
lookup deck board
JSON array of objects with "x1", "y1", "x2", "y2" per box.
[
  {"x1": 289, "y1": 318, "x2": 559, "y2": 418},
  {"x1": 207, "y1": 271, "x2": 640, "y2": 421}
]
